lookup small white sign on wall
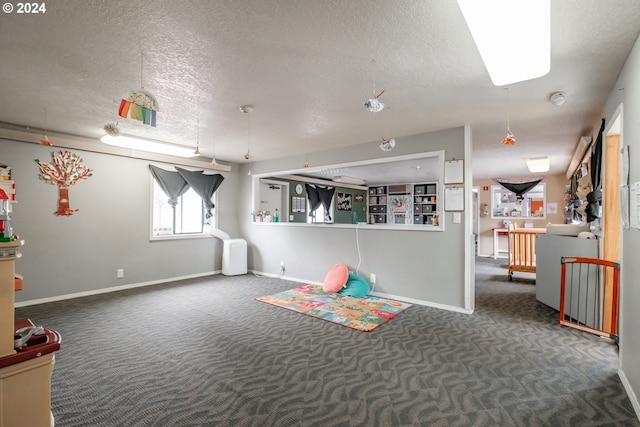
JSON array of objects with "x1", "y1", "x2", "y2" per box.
[
  {"x1": 444, "y1": 187, "x2": 464, "y2": 211},
  {"x1": 547, "y1": 202, "x2": 557, "y2": 214},
  {"x1": 630, "y1": 181, "x2": 640, "y2": 229},
  {"x1": 444, "y1": 159, "x2": 464, "y2": 184}
]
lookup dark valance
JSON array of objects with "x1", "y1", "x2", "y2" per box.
[
  {"x1": 149, "y1": 165, "x2": 224, "y2": 219},
  {"x1": 175, "y1": 167, "x2": 224, "y2": 219},
  {"x1": 305, "y1": 184, "x2": 335, "y2": 222},
  {"x1": 149, "y1": 165, "x2": 189, "y2": 207},
  {"x1": 305, "y1": 183, "x2": 321, "y2": 218},
  {"x1": 494, "y1": 178, "x2": 543, "y2": 198}
]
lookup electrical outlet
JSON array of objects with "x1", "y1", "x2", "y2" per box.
[
  {"x1": 370, "y1": 273, "x2": 377, "y2": 284},
  {"x1": 116, "y1": 269, "x2": 124, "y2": 279}
]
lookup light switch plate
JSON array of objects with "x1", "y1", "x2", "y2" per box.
[{"x1": 453, "y1": 212, "x2": 461, "y2": 223}]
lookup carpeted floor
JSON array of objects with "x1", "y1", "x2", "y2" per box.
[{"x1": 14, "y1": 258, "x2": 639, "y2": 426}]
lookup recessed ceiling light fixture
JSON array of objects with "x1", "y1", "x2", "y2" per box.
[
  {"x1": 100, "y1": 134, "x2": 199, "y2": 158},
  {"x1": 457, "y1": 0, "x2": 550, "y2": 86},
  {"x1": 332, "y1": 176, "x2": 366, "y2": 185},
  {"x1": 549, "y1": 92, "x2": 566, "y2": 106},
  {"x1": 526, "y1": 156, "x2": 550, "y2": 173}
]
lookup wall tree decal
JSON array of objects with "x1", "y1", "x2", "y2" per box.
[{"x1": 35, "y1": 150, "x2": 93, "y2": 216}]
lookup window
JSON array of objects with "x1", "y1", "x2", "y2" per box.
[
  {"x1": 491, "y1": 183, "x2": 546, "y2": 219},
  {"x1": 151, "y1": 180, "x2": 213, "y2": 238},
  {"x1": 307, "y1": 197, "x2": 334, "y2": 223}
]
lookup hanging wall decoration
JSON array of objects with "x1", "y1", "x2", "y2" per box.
[
  {"x1": 501, "y1": 88, "x2": 516, "y2": 145},
  {"x1": 118, "y1": 89, "x2": 158, "y2": 127},
  {"x1": 380, "y1": 137, "x2": 396, "y2": 151},
  {"x1": 35, "y1": 150, "x2": 93, "y2": 216},
  {"x1": 117, "y1": 53, "x2": 159, "y2": 127}
]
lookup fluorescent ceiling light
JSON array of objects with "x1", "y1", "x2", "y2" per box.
[
  {"x1": 457, "y1": 0, "x2": 550, "y2": 86},
  {"x1": 332, "y1": 176, "x2": 366, "y2": 185},
  {"x1": 100, "y1": 134, "x2": 199, "y2": 158},
  {"x1": 526, "y1": 157, "x2": 550, "y2": 173}
]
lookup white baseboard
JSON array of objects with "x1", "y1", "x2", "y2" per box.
[
  {"x1": 251, "y1": 270, "x2": 471, "y2": 314},
  {"x1": 619, "y1": 368, "x2": 640, "y2": 422},
  {"x1": 248, "y1": 270, "x2": 323, "y2": 286},
  {"x1": 370, "y1": 291, "x2": 473, "y2": 314},
  {"x1": 15, "y1": 271, "x2": 218, "y2": 308}
]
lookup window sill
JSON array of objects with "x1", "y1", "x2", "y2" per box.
[
  {"x1": 251, "y1": 222, "x2": 444, "y2": 231},
  {"x1": 149, "y1": 233, "x2": 212, "y2": 242}
]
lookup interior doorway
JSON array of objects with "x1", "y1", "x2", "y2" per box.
[{"x1": 258, "y1": 179, "x2": 289, "y2": 222}]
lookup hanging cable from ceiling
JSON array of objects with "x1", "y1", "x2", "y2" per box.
[
  {"x1": 194, "y1": 117, "x2": 201, "y2": 156},
  {"x1": 364, "y1": 59, "x2": 385, "y2": 113},
  {"x1": 40, "y1": 107, "x2": 53, "y2": 145},
  {"x1": 501, "y1": 87, "x2": 516, "y2": 145}
]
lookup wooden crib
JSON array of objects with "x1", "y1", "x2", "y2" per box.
[{"x1": 507, "y1": 225, "x2": 546, "y2": 280}]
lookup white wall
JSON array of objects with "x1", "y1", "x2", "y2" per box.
[
  {"x1": 238, "y1": 127, "x2": 470, "y2": 310},
  {"x1": 605, "y1": 34, "x2": 640, "y2": 416},
  {"x1": 2, "y1": 139, "x2": 240, "y2": 303}
]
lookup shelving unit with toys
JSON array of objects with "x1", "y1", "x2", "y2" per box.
[{"x1": 0, "y1": 164, "x2": 61, "y2": 427}]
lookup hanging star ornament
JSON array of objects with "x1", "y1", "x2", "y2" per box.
[
  {"x1": 364, "y1": 90, "x2": 385, "y2": 113},
  {"x1": 380, "y1": 137, "x2": 396, "y2": 151},
  {"x1": 39, "y1": 135, "x2": 53, "y2": 146},
  {"x1": 501, "y1": 130, "x2": 516, "y2": 145},
  {"x1": 103, "y1": 122, "x2": 120, "y2": 137}
]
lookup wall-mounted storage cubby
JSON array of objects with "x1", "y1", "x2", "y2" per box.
[
  {"x1": 367, "y1": 182, "x2": 438, "y2": 225},
  {"x1": 368, "y1": 186, "x2": 388, "y2": 223},
  {"x1": 413, "y1": 183, "x2": 438, "y2": 225}
]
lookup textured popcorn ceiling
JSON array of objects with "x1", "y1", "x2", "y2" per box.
[{"x1": 1, "y1": 0, "x2": 639, "y2": 178}]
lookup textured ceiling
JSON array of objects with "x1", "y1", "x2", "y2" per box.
[{"x1": 1, "y1": 0, "x2": 639, "y2": 179}]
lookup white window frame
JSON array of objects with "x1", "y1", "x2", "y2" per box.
[{"x1": 149, "y1": 176, "x2": 217, "y2": 241}]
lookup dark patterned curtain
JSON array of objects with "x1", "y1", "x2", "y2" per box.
[{"x1": 494, "y1": 178, "x2": 543, "y2": 199}]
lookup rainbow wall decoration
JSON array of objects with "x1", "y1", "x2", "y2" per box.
[{"x1": 118, "y1": 89, "x2": 158, "y2": 127}]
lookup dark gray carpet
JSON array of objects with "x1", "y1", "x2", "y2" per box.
[{"x1": 15, "y1": 258, "x2": 639, "y2": 426}]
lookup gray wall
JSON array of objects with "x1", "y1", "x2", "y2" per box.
[
  {"x1": 238, "y1": 127, "x2": 469, "y2": 309},
  {"x1": 2, "y1": 138, "x2": 240, "y2": 303},
  {"x1": 605, "y1": 34, "x2": 640, "y2": 416}
]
